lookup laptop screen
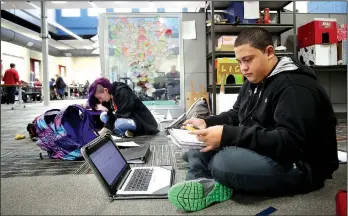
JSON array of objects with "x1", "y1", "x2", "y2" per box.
[{"x1": 89, "y1": 140, "x2": 127, "y2": 186}]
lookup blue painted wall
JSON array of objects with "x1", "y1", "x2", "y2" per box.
[
  {"x1": 55, "y1": 8, "x2": 189, "y2": 36},
  {"x1": 307, "y1": 1, "x2": 347, "y2": 13}
]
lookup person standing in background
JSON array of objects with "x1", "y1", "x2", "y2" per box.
[
  {"x1": 2, "y1": 63, "x2": 20, "y2": 105},
  {"x1": 55, "y1": 74, "x2": 66, "y2": 99}
]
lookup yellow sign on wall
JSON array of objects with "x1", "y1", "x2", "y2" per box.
[{"x1": 216, "y1": 58, "x2": 244, "y2": 85}]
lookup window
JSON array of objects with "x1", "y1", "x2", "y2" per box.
[
  {"x1": 113, "y1": 8, "x2": 132, "y2": 13},
  {"x1": 87, "y1": 8, "x2": 107, "y2": 17},
  {"x1": 61, "y1": 9, "x2": 81, "y2": 17},
  {"x1": 103, "y1": 15, "x2": 182, "y2": 106}
]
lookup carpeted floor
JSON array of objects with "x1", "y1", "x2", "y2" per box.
[
  {"x1": 74, "y1": 132, "x2": 177, "y2": 174},
  {"x1": 1, "y1": 101, "x2": 347, "y2": 179}
]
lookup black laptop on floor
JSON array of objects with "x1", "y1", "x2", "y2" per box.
[{"x1": 81, "y1": 134, "x2": 174, "y2": 200}]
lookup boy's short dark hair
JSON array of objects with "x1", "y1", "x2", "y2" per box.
[
  {"x1": 10, "y1": 63, "x2": 15, "y2": 68},
  {"x1": 234, "y1": 27, "x2": 274, "y2": 52}
]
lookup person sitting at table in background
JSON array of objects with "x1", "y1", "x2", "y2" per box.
[
  {"x1": 166, "y1": 65, "x2": 180, "y2": 100},
  {"x1": 2, "y1": 63, "x2": 20, "y2": 105},
  {"x1": 49, "y1": 78, "x2": 57, "y2": 100},
  {"x1": 34, "y1": 78, "x2": 42, "y2": 91},
  {"x1": 49, "y1": 78, "x2": 55, "y2": 88},
  {"x1": 17, "y1": 80, "x2": 28, "y2": 103},
  {"x1": 88, "y1": 77, "x2": 159, "y2": 138}
]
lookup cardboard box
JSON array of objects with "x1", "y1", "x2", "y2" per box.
[
  {"x1": 217, "y1": 36, "x2": 238, "y2": 48},
  {"x1": 216, "y1": 45, "x2": 235, "y2": 51},
  {"x1": 297, "y1": 18, "x2": 338, "y2": 48},
  {"x1": 337, "y1": 24, "x2": 347, "y2": 42},
  {"x1": 298, "y1": 44, "x2": 337, "y2": 66}
]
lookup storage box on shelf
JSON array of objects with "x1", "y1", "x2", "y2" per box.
[
  {"x1": 223, "y1": 1, "x2": 257, "y2": 24},
  {"x1": 298, "y1": 44, "x2": 338, "y2": 66},
  {"x1": 297, "y1": 19, "x2": 339, "y2": 66},
  {"x1": 217, "y1": 36, "x2": 238, "y2": 51}
]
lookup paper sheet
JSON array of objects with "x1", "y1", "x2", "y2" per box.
[
  {"x1": 171, "y1": 129, "x2": 203, "y2": 144},
  {"x1": 182, "y1": 21, "x2": 197, "y2": 40},
  {"x1": 338, "y1": 151, "x2": 347, "y2": 163},
  {"x1": 116, "y1": 141, "x2": 140, "y2": 148},
  {"x1": 244, "y1": 1, "x2": 260, "y2": 19},
  {"x1": 111, "y1": 135, "x2": 122, "y2": 140}
]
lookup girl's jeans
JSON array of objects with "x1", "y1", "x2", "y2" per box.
[{"x1": 100, "y1": 112, "x2": 136, "y2": 136}]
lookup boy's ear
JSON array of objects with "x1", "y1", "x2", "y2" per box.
[{"x1": 104, "y1": 88, "x2": 109, "y2": 93}]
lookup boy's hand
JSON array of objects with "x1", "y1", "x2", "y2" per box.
[
  {"x1": 189, "y1": 125, "x2": 223, "y2": 152},
  {"x1": 182, "y1": 118, "x2": 207, "y2": 129}
]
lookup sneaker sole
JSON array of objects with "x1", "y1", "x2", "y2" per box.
[{"x1": 168, "y1": 180, "x2": 232, "y2": 212}]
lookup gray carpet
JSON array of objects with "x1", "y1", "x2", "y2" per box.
[
  {"x1": 1, "y1": 101, "x2": 347, "y2": 215},
  {"x1": 1, "y1": 165, "x2": 346, "y2": 215},
  {"x1": 1, "y1": 101, "x2": 88, "y2": 178},
  {"x1": 1, "y1": 100, "x2": 347, "y2": 178}
]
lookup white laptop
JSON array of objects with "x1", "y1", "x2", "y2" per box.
[{"x1": 81, "y1": 134, "x2": 174, "y2": 200}]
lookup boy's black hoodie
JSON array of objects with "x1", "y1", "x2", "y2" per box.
[
  {"x1": 204, "y1": 57, "x2": 339, "y2": 182},
  {"x1": 103, "y1": 82, "x2": 159, "y2": 135}
]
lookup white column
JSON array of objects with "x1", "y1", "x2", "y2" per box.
[{"x1": 41, "y1": 1, "x2": 50, "y2": 106}]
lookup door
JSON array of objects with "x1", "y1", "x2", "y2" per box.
[
  {"x1": 30, "y1": 58, "x2": 41, "y2": 81},
  {"x1": 58, "y1": 65, "x2": 67, "y2": 78}
]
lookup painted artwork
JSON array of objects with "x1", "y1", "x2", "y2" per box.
[{"x1": 107, "y1": 16, "x2": 179, "y2": 98}]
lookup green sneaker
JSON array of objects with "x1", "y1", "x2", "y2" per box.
[{"x1": 168, "y1": 179, "x2": 232, "y2": 212}]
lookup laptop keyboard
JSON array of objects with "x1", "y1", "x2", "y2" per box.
[{"x1": 124, "y1": 168, "x2": 153, "y2": 191}]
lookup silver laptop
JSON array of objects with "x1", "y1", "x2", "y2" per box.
[{"x1": 81, "y1": 134, "x2": 174, "y2": 200}]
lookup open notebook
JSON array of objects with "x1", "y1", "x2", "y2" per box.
[{"x1": 168, "y1": 129, "x2": 205, "y2": 149}]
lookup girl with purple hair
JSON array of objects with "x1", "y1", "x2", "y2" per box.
[{"x1": 88, "y1": 77, "x2": 159, "y2": 137}]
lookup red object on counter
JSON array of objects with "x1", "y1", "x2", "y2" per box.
[
  {"x1": 263, "y1": 8, "x2": 270, "y2": 24},
  {"x1": 297, "y1": 19, "x2": 338, "y2": 49}
]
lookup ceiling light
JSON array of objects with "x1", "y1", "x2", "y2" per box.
[
  {"x1": 27, "y1": 42, "x2": 34, "y2": 47},
  {"x1": 51, "y1": 1, "x2": 68, "y2": 4},
  {"x1": 65, "y1": 53, "x2": 72, "y2": 57},
  {"x1": 89, "y1": 1, "x2": 97, "y2": 8},
  {"x1": 1, "y1": 1, "x2": 4, "y2": 4}
]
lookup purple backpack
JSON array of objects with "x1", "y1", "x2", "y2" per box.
[{"x1": 33, "y1": 104, "x2": 98, "y2": 160}]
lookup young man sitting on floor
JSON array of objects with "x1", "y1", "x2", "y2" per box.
[
  {"x1": 167, "y1": 27, "x2": 339, "y2": 212},
  {"x1": 88, "y1": 77, "x2": 159, "y2": 138}
]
